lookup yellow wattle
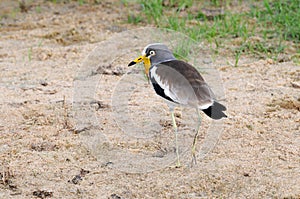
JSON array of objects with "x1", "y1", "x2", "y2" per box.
[{"x1": 143, "y1": 57, "x2": 151, "y2": 77}]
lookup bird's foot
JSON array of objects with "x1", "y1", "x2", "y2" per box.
[
  {"x1": 175, "y1": 159, "x2": 181, "y2": 168},
  {"x1": 191, "y1": 146, "x2": 197, "y2": 167}
]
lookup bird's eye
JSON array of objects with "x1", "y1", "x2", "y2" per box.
[{"x1": 149, "y1": 50, "x2": 155, "y2": 56}]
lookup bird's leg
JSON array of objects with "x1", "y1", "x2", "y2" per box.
[
  {"x1": 192, "y1": 108, "x2": 202, "y2": 165},
  {"x1": 170, "y1": 108, "x2": 181, "y2": 167}
]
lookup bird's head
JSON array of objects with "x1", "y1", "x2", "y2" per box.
[{"x1": 128, "y1": 43, "x2": 176, "y2": 78}]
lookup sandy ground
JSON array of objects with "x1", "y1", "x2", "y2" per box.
[{"x1": 0, "y1": 1, "x2": 299, "y2": 198}]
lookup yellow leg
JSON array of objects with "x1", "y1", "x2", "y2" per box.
[
  {"x1": 171, "y1": 109, "x2": 181, "y2": 167},
  {"x1": 192, "y1": 109, "x2": 202, "y2": 165}
]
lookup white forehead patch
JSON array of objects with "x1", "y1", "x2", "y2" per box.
[{"x1": 141, "y1": 43, "x2": 165, "y2": 55}]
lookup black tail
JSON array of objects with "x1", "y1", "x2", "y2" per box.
[{"x1": 202, "y1": 101, "x2": 227, "y2": 120}]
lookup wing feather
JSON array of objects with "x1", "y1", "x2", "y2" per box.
[{"x1": 149, "y1": 60, "x2": 214, "y2": 109}]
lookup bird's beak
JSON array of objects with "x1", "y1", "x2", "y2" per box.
[
  {"x1": 128, "y1": 54, "x2": 151, "y2": 83},
  {"x1": 128, "y1": 55, "x2": 146, "y2": 66}
]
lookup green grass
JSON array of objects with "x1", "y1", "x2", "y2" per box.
[
  {"x1": 127, "y1": 14, "x2": 143, "y2": 24},
  {"x1": 28, "y1": 47, "x2": 32, "y2": 62},
  {"x1": 46, "y1": 0, "x2": 88, "y2": 5},
  {"x1": 172, "y1": 39, "x2": 193, "y2": 61},
  {"x1": 127, "y1": 0, "x2": 299, "y2": 66},
  {"x1": 250, "y1": 0, "x2": 300, "y2": 42},
  {"x1": 140, "y1": 0, "x2": 164, "y2": 25}
]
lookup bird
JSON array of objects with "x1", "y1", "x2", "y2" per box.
[{"x1": 128, "y1": 43, "x2": 227, "y2": 167}]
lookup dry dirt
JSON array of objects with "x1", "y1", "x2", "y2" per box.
[{"x1": 0, "y1": 1, "x2": 299, "y2": 198}]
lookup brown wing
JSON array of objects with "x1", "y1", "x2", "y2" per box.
[{"x1": 149, "y1": 60, "x2": 215, "y2": 109}]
